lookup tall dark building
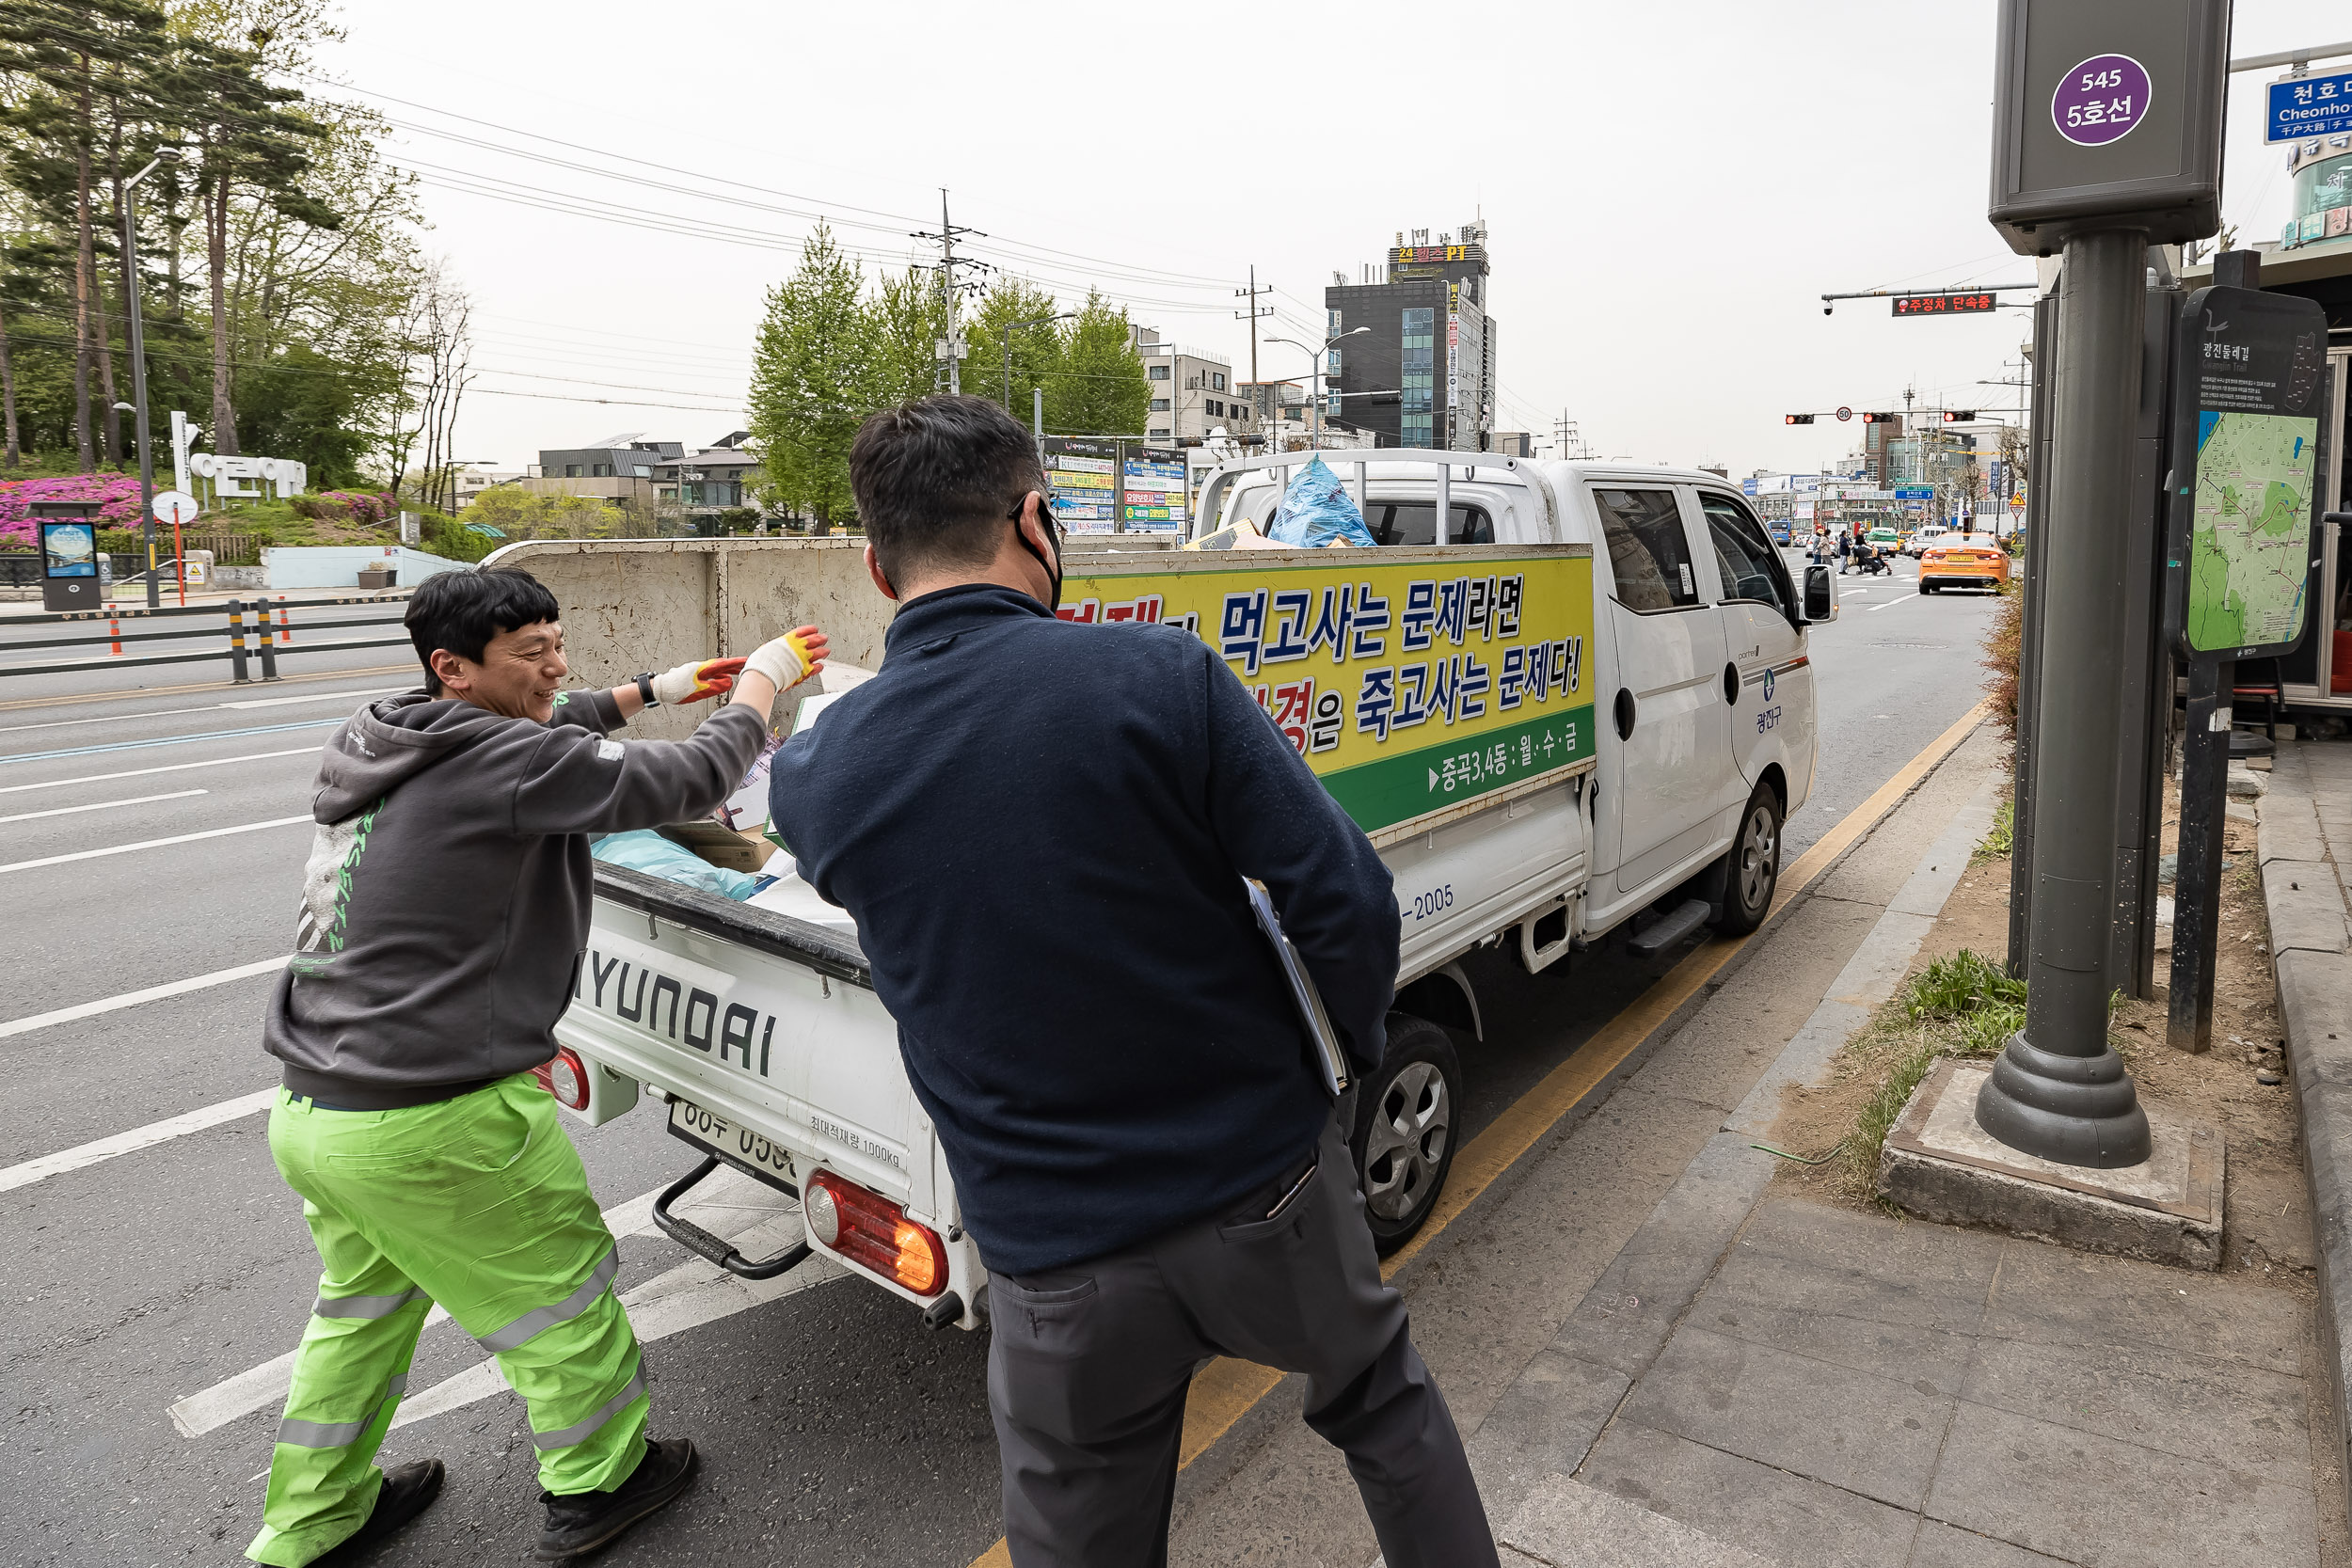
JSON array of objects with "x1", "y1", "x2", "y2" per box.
[{"x1": 1323, "y1": 222, "x2": 1496, "y2": 450}]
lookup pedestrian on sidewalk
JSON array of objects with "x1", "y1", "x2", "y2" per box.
[
  {"x1": 246, "y1": 566, "x2": 827, "y2": 1567},
  {"x1": 767, "y1": 395, "x2": 1499, "y2": 1568}
]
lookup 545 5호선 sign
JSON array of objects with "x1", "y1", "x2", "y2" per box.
[{"x1": 1058, "y1": 546, "x2": 1597, "y2": 838}]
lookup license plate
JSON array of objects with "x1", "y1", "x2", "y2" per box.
[{"x1": 666, "y1": 1096, "x2": 797, "y2": 1193}]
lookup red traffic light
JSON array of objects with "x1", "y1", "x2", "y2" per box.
[
  {"x1": 1784, "y1": 414, "x2": 1816, "y2": 425},
  {"x1": 1862, "y1": 411, "x2": 1899, "y2": 423},
  {"x1": 1941, "y1": 409, "x2": 1978, "y2": 422}
]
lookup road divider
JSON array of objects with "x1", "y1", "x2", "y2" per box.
[
  {"x1": 0, "y1": 954, "x2": 291, "y2": 1040},
  {"x1": 0, "y1": 788, "x2": 205, "y2": 824},
  {"x1": 0, "y1": 594, "x2": 410, "y2": 683},
  {"x1": 0, "y1": 815, "x2": 309, "y2": 875},
  {"x1": 0, "y1": 747, "x2": 318, "y2": 796}
]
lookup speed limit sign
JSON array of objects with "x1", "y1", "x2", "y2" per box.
[
  {"x1": 1835, "y1": 406, "x2": 1853, "y2": 422},
  {"x1": 150, "y1": 489, "x2": 201, "y2": 527}
]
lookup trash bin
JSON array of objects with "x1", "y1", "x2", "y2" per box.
[
  {"x1": 31, "y1": 501, "x2": 103, "y2": 611},
  {"x1": 358, "y1": 565, "x2": 398, "y2": 589}
]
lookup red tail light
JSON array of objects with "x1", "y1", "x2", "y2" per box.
[
  {"x1": 803, "y1": 1169, "x2": 947, "y2": 1296},
  {"x1": 532, "y1": 1047, "x2": 592, "y2": 1111}
]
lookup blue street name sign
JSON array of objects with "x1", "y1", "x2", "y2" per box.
[
  {"x1": 2266, "y1": 70, "x2": 2352, "y2": 143},
  {"x1": 1894, "y1": 485, "x2": 1934, "y2": 500}
]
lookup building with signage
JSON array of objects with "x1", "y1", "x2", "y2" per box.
[
  {"x1": 1135, "y1": 329, "x2": 1255, "y2": 442},
  {"x1": 1321, "y1": 221, "x2": 1498, "y2": 450},
  {"x1": 2277, "y1": 131, "x2": 2352, "y2": 253}
]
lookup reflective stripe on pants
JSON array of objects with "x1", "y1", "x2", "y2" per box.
[{"x1": 246, "y1": 1076, "x2": 650, "y2": 1568}]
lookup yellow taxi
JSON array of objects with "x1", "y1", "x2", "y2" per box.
[{"x1": 1919, "y1": 532, "x2": 2011, "y2": 594}]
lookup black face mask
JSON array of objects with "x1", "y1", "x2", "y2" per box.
[{"x1": 1012, "y1": 493, "x2": 1064, "y2": 612}]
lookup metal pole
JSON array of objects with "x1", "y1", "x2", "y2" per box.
[
  {"x1": 2169, "y1": 657, "x2": 2232, "y2": 1050},
  {"x1": 1976, "y1": 229, "x2": 2153, "y2": 1168},
  {"x1": 941, "y1": 191, "x2": 961, "y2": 398},
  {"x1": 120, "y1": 182, "x2": 157, "y2": 610}
]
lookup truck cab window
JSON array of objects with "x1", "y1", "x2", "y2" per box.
[
  {"x1": 1594, "y1": 489, "x2": 1700, "y2": 611},
  {"x1": 1700, "y1": 495, "x2": 1793, "y2": 618},
  {"x1": 1364, "y1": 502, "x2": 1493, "y2": 546}
]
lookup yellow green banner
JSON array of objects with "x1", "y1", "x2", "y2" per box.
[{"x1": 1059, "y1": 548, "x2": 1597, "y2": 835}]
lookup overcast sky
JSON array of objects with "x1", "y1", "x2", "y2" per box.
[{"x1": 310, "y1": 0, "x2": 2325, "y2": 477}]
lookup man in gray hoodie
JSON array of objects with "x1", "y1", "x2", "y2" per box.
[{"x1": 246, "y1": 566, "x2": 824, "y2": 1567}]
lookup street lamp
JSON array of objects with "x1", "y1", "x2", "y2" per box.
[
  {"x1": 1266, "y1": 328, "x2": 1367, "y2": 448},
  {"x1": 119, "y1": 146, "x2": 181, "y2": 608},
  {"x1": 1004, "y1": 312, "x2": 1074, "y2": 411}
]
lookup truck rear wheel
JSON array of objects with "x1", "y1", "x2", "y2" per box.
[
  {"x1": 1350, "y1": 1014, "x2": 1461, "y2": 1257},
  {"x1": 1715, "y1": 782, "x2": 1782, "y2": 935}
]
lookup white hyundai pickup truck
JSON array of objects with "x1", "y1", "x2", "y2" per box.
[{"x1": 493, "y1": 453, "x2": 1833, "y2": 1332}]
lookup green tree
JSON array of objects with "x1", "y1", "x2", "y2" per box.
[
  {"x1": 746, "y1": 223, "x2": 872, "y2": 527},
  {"x1": 1048, "y1": 290, "x2": 1149, "y2": 437},
  {"x1": 962, "y1": 275, "x2": 1061, "y2": 418},
  {"x1": 866, "y1": 261, "x2": 945, "y2": 410}
]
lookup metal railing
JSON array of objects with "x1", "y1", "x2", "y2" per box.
[{"x1": 0, "y1": 593, "x2": 412, "y2": 682}]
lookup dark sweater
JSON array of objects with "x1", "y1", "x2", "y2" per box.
[
  {"x1": 265, "y1": 689, "x2": 769, "y2": 1111},
  {"x1": 767, "y1": 584, "x2": 1398, "y2": 1275}
]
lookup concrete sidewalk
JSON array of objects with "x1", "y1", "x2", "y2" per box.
[{"x1": 1462, "y1": 759, "x2": 2330, "y2": 1565}]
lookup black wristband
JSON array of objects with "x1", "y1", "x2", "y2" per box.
[{"x1": 635, "y1": 672, "x2": 659, "y2": 707}]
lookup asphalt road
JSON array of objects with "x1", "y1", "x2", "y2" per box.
[{"x1": 0, "y1": 558, "x2": 2002, "y2": 1568}]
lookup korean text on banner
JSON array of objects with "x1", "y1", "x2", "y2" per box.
[{"x1": 1057, "y1": 549, "x2": 1597, "y2": 837}]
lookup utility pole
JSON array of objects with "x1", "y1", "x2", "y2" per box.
[
  {"x1": 914, "y1": 190, "x2": 989, "y2": 396},
  {"x1": 1234, "y1": 266, "x2": 1272, "y2": 402}
]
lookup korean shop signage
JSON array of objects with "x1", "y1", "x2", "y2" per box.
[{"x1": 1057, "y1": 546, "x2": 1597, "y2": 837}]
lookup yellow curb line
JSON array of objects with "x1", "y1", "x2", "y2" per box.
[{"x1": 966, "y1": 700, "x2": 1992, "y2": 1567}]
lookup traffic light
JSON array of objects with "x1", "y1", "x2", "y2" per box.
[
  {"x1": 1862, "y1": 411, "x2": 1899, "y2": 423},
  {"x1": 1784, "y1": 413, "x2": 1815, "y2": 425},
  {"x1": 1941, "y1": 409, "x2": 1977, "y2": 422}
]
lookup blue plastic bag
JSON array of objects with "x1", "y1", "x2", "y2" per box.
[
  {"x1": 591, "y1": 829, "x2": 766, "y2": 900},
  {"x1": 1266, "y1": 456, "x2": 1375, "y2": 548}
]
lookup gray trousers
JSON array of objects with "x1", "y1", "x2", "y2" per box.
[{"x1": 985, "y1": 1113, "x2": 1498, "y2": 1568}]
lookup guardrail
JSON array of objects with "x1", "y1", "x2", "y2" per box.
[{"x1": 0, "y1": 593, "x2": 413, "y2": 682}]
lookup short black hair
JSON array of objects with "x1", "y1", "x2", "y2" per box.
[
  {"x1": 405, "y1": 566, "x2": 562, "y2": 694},
  {"x1": 849, "y1": 395, "x2": 1048, "y2": 586}
]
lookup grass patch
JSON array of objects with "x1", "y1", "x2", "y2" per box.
[
  {"x1": 1834, "y1": 949, "x2": 2022, "y2": 1208},
  {"x1": 1971, "y1": 799, "x2": 2013, "y2": 866}
]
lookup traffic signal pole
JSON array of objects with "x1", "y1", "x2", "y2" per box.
[{"x1": 1973, "y1": 228, "x2": 2153, "y2": 1168}]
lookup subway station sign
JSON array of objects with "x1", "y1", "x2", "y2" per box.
[{"x1": 1057, "y1": 547, "x2": 1597, "y2": 837}]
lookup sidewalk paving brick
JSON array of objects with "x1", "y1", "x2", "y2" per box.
[{"x1": 1461, "y1": 731, "x2": 2332, "y2": 1568}]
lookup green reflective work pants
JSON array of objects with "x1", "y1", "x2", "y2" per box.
[{"x1": 247, "y1": 1073, "x2": 648, "y2": 1567}]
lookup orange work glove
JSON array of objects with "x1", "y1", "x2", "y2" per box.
[{"x1": 650, "y1": 656, "x2": 747, "y2": 705}]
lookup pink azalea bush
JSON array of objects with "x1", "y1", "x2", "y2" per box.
[
  {"x1": 0, "y1": 473, "x2": 150, "y2": 547},
  {"x1": 289, "y1": 490, "x2": 394, "y2": 526}
]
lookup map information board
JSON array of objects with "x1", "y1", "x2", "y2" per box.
[{"x1": 2165, "y1": 285, "x2": 2328, "y2": 662}]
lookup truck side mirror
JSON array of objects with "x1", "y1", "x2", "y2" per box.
[{"x1": 1803, "y1": 564, "x2": 1836, "y2": 623}]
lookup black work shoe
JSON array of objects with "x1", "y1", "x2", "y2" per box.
[
  {"x1": 317, "y1": 1458, "x2": 444, "y2": 1561},
  {"x1": 534, "y1": 1437, "x2": 699, "y2": 1560}
]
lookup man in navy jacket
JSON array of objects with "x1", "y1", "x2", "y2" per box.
[{"x1": 767, "y1": 396, "x2": 1494, "y2": 1568}]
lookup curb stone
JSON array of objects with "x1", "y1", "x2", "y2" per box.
[{"x1": 2264, "y1": 741, "x2": 2352, "y2": 1535}]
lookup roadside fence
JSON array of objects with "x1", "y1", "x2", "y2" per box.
[{"x1": 0, "y1": 593, "x2": 413, "y2": 683}]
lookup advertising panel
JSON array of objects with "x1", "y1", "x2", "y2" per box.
[
  {"x1": 1121, "y1": 451, "x2": 1189, "y2": 532},
  {"x1": 1043, "y1": 439, "x2": 1120, "y2": 533},
  {"x1": 1057, "y1": 547, "x2": 1597, "y2": 837},
  {"x1": 40, "y1": 519, "x2": 98, "y2": 578}
]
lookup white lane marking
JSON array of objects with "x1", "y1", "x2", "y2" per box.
[
  {"x1": 0, "y1": 955, "x2": 291, "y2": 1041},
  {"x1": 7, "y1": 686, "x2": 403, "y2": 736},
  {"x1": 167, "y1": 1168, "x2": 778, "y2": 1438},
  {"x1": 0, "y1": 814, "x2": 310, "y2": 875},
  {"x1": 0, "y1": 1088, "x2": 278, "y2": 1196},
  {"x1": 0, "y1": 788, "x2": 206, "y2": 825},
  {"x1": 0, "y1": 747, "x2": 317, "y2": 797},
  {"x1": 1867, "y1": 594, "x2": 1920, "y2": 612}
]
